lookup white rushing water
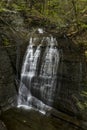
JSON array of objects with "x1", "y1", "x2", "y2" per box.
[{"x1": 18, "y1": 30, "x2": 60, "y2": 114}]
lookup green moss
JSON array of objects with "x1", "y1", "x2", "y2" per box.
[
  {"x1": 81, "y1": 23, "x2": 87, "y2": 29},
  {"x1": 82, "y1": 91, "x2": 87, "y2": 96},
  {"x1": 85, "y1": 51, "x2": 87, "y2": 58},
  {"x1": 11, "y1": 3, "x2": 26, "y2": 11},
  {"x1": 3, "y1": 38, "x2": 10, "y2": 46},
  {"x1": 77, "y1": 90, "x2": 87, "y2": 112},
  {"x1": 77, "y1": 102, "x2": 85, "y2": 110}
]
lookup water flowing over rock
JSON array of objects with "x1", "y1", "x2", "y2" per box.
[
  {"x1": 0, "y1": 28, "x2": 87, "y2": 130},
  {"x1": 18, "y1": 29, "x2": 60, "y2": 113},
  {"x1": 17, "y1": 29, "x2": 87, "y2": 116}
]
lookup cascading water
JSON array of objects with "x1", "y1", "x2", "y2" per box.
[{"x1": 18, "y1": 29, "x2": 60, "y2": 114}]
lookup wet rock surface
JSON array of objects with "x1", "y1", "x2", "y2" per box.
[{"x1": 1, "y1": 108, "x2": 86, "y2": 130}]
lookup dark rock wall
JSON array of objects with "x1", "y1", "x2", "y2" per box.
[
  {"x1": 0, "y1": 46, "x2": 17, "y2": 110},
  {"x1": 0, "y1": 120, "x2": 7, "y2": 130}
]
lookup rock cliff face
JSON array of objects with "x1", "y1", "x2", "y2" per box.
[
  {"x1": 0, "y1": 46, "x2": 17, "y2": 110},
  {"x1": 0, "y1": 9, "x2": 87, "y2": 130},
  {"x1": 0, "y1": 28, "x2": 87, "y2": 117},
  {"x1": 0, "y1": 120, "x2": 7, "y2": 130}
]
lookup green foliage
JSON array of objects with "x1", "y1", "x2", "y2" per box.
[
  {"x1": 3, "y1": 38, "x2": 10, "y2": 46},
  {"x1": 0, "y1": 0, "x2": 87, "y2": 31}
]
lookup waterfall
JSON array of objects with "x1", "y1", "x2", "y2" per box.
[{"x1": 18, "y1": 29, "x2": 60, "y2": 114}]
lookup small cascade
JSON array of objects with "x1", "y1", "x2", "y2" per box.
[{"x1": 18, "y1": 29, "x2": 60, "y2": 114}]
